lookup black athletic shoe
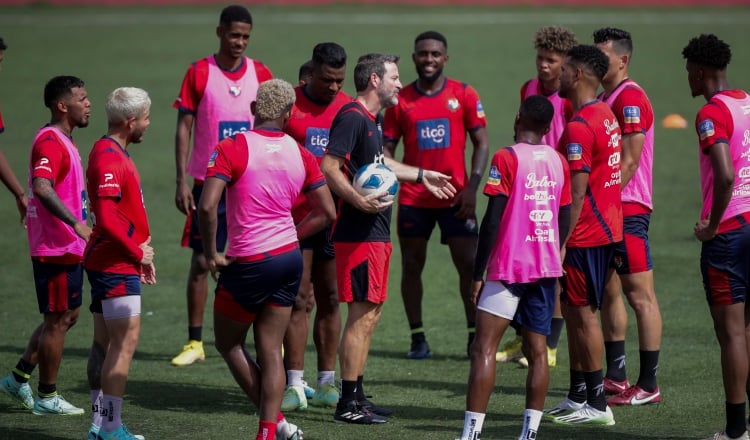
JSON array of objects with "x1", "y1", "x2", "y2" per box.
[
  {"x1": 407, "y1": 339, "x2": 432, "y2": 359},
  {"x1": 334, "y1": 400, "x2": 388, "y2": 424},
  {"x1": 358, "y1": 398, "x2": 393, "y2": 417}
]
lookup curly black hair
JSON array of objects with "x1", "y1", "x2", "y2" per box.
[
  {"x1": 567, "y1": 45, "x2": 609, "y2": 81},
  {"x1": 682, "y1": 34, "x2": 731, "y2": 69},
  {"x1": 520, "y1": 95, "x2": 554, "y2": 132},
  {"x1": 593, "y1": 27, "x2": 632, "y2": 55},
  {"x1": 0, "y1": 37, "x2": 6, "y2": 51}
]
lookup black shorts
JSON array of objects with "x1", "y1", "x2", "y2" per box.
[{"x1": 397, "y1": 204, "x2": 478, "y2": 244}]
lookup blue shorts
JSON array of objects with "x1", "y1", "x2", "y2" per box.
[
  {"x1": 181, "y1": 182, "x2": 227, "y2": 253},
  {"x1": 561, "y1": 244, "x2": 616, "y2": 308},
  {"x1": 397, "y1": 204, "x2": 478, "y2": 244},
  {"x1": 214, "y1": 246, "x2": 303, "y2": 323},
  {"x1": 31, "y1": 259, "x2": 83, "y2": 313},
  {"x1": 87, "y1": 271, "x2": 142, "y2": 314},
  {"x1": 507, "y1": 278, "x2": 557, "y2": 335},
  {"x1": 299, "y1": 226, "x2": 335, "y2": 260},
  {"x1": 701, "y1": 220, "x2": 750, "y2": 306},
  {"x1": 613, "y1": 214, "x2": 653, "y2": 274}
]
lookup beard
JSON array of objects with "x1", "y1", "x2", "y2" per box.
[
  {"x1": 417, "y1": 65, "x2": 443, "y2": 83},
  {"x1": 377, "y1": 86, "x2": 399, "y2": 108}
]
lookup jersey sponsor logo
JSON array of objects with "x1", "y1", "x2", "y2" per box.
[
  {"x1": 229, "y1": 85, "x2": 242, "y2": 97},
  {"x1": 447, "y1": 98, "x2": 460, "y2": 112},
  {"x1": 265, "y1": 143, "x2": 282, "y2": 153},
  {"x1": 487, "y1": 165, "x2": 501, "y2": 185},
  {"x1": 476, "y1": 101, "x2": 485, "y2": 118},
  {"x1": 608, "y1": 152, "x2": 621, "y2": 167},
  {"x1": 98, "y1": 173, "x2": 120, "y2": 191},
  {"x1": 523, "y1": 190, "x2": 556, "y2": 203},
  {"x1": 81, "y1": 190, "x2": 88, "y2": 221},
  {"x1": 566, "y1": 143, "x2": 582, "y2": 161},
  {"x1": 623, "y1": 106, "x2": 641, "y2": 124},
  {"x1": 742, "y1": 105, "x2": 750, "y2": 115},
  {"x1": 739, "y1": 166, "x2": 750, "y2": 179},
  {"x1": 417, "y1": 119, "x2": 450, "y2": 150},
  {"x1": 219, "y1": 121, "x2": 250, "y2": 141},
  {"x1": 529, "y1": 209, "x2": 553, "y2": 222},
  {"x1": 305, "y1": 127, "x2": 330, "y2": 157},
  {"x1": 207, "y1": 150, "x2": 218, "y2": 168},
  {"x1": 698, "y1": 120, "x2": 715, "y2": 141},
  {"x1": 104, "y1": 173, "x2": 114, "y2": 182},
  {"x1": 34, "y1": 156, "x2": 52, "y2": 173},
  {"x1": 39, "y1": 157, "x2": 49, "y2": 166}
]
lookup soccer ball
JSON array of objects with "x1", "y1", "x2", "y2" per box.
[{"x1": 352, "y1": 163, "x2": 398, "y2": 202}]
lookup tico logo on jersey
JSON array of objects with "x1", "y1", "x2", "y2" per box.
[
  {"x1": 305, "y1": 127, "x2": 330, "y2": 158},
  {"x1": 623, "y1": 106, "x2": 640, "y2": 124},
  {"x1": 219, "y1": 121, "x2": 251, "y2": 141},
  {"x1": 417, "y1": 119, "x2": 450, "y2": 150}
]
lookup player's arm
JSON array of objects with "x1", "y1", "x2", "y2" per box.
[
  {"x1": 382, "y1": 106, "x2": 401, "y2": 160},
  {"x1": 197, "y1": 176, "x2": 226, "y2": 261},
  {"x1": 620, "y1": 132, "x2": 645, "y2": 187},
  {"x1": 563, "y1": 171, "x2": 588, "y2": 246},
  {"x1": 455, "y1": 126, "x2": 490, "y2": 218},
  {"x1": 321, "y1": 154, "x2": 388, "y2": 214},
  {"x1": 695, "y1": 141, "x2": 733, "y2": 241},
  {"x1": 471, "y1": 194, "x2": 508, "y2": 304},
  {"x1": 296, "y1": 148, "x2": 336, "y2": 240},
  {"x1": 383, "y1": 156, "x2": 456, "y2": 201},
  {"x1": 0, "y1": 148, "x2": 27, "y2": 224},
  {"x1": 175, "y1": 111, "x2": 195, "y2": 215},
  {"x1": 94, "y1": 197, "x2": 148, "y2": 263},
  {"x1": 383, "y1": 139, "x2": 398, "y2": 159},
  {"x1": 32, "y1": 179, "x2": 90, "y2": 241}
]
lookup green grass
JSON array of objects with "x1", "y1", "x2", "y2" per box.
[{"x1": 0, "y1": 4, "x2": 749, "y2": 439}]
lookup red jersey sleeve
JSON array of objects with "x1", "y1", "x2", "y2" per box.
[
  {"x1": 206, "y1": 136, "x2": 248, "y2": 184},
  {"x1": 382, "y1": 105, "x2": 402, "y2": 143},
  {"x1": 612, "y1": 87, "x2": 654, "y2": 136},
  {"x1": 173, "y1": 60, "x2": 207, "y2": 115},
  {"x1": 299, "y1": 146, "x2": 326, "y2": 193},
  {"x1": 563, "y1": 99, "x2": 574, "y2": 123},
  {"x1": 89, "y1": 150, "x2": 127, "y2": 199},
  {"x1": 483, "y1": 148, "x2": 516, "y2": 197},
  {"x1": 696, "y1": 100, "x2": 733, "y2": 153},
  {"x1": 253, "y1": 60, "x2": 273, "y2": 83},
  {"x1": 558, "y1": 151, "x2": 572, "y2": 206},
  {"x1": 463, "y1": 85, "x2": 487, "y2": 130},
  {"x1": 31, "y1": 134, "x2": 70, "y2": 184},
  {"x1": 560, "y1": 120, "x2": 595, "y2": 173}
]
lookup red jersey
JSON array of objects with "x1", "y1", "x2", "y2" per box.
[
  {"x1": 173, "y1": 56, "x2": 273, "y2": 115},
  {"x1": 31, "y1": 127, "x2": 71, "y2": 185},
  {"x1": 84, "y1": 137, "x2": 150, "y2": 275},
  {"x1": 286, "y1": 87, "x2": 351, "y2": 223},
  {"x1": 559, "y1": 101, "x2": 623, "y2": 247},
  {"x1": 383, "y1": 78, "x2": 486, "y2": 208}
]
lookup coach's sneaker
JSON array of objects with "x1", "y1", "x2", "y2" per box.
[
  {"x1": 407, "y1": 339, "x2": 432, "y2": 359},
  {"x1": 603, "y1": 377, "x2": 630, "y2": 395},
  {"x1": 704, "y1": 431, "x2": 749, "y2": 440},
  {"x1": 170, "y1": 340, "x2": 205, "y2": 366},
  {"x1": 495, "y1": 336, "x2": 523, "y2": 363},
  {"x1": 33, "y1": 394, "x2": 84, "y2": 415},
  {"x1": 95, "y1": 424, "x2": 144, "y2": 440},
  {"x1": 543, "y1": 397, "x2": 586, "y2": 418},
  {"x1": 300, "y1": 379, "x2": 315, "y2": 399},
  {"x1": 89, "y1": 424, "x2": 145, "y2": 440},
  {"x1": 552, "y1": 404, "x2": 615, "y2": 426},
  {"x1": 0, "y1": 373, "x2": 34, "y2": 409},
  {"x1": 358, "y1": 398, "x2": 392, "y2": 417},
  {"x1": 518, "y1": 346, "x2": 557, "y2": 368},
  {"x1": 311, "y1": 383, "x2": 339, "y2": 408},
  {"x1": 277, "y1": 419, "x2": 303, "y2": 440},
  {"x1": 607, "y1": 385, "x2": 662, "y2": 406},
  {"x1": 333, "y1": 400, "x2": 388, "y2": 424},
  {"x1": 281, "y1": 385, "x2": 307, "y2": 411}
]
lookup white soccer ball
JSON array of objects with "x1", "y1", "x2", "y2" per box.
[{"x1": 352, "y1": 163, "x2": 399, "y2": 202}]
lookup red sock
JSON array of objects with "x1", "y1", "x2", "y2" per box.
[{"x1": 256, "y1": 420, "x2": 276, "y2": 440}]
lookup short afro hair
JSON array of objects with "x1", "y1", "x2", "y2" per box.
[
  {"x1": 567, "y1": 45, "x2": 609, "y2": 81},
  {"x1": 415, "y1": 30, "x2": 447, "y2": 49},
  {"x1": 534, "y1": 26, "x2": 578, "y2": 54},
  {"x1": 254, "y1": 79, "x2": 295, "y2": 122},
  {"x1": 312, "y1": 42, "x2": 347, "y2": 69},
  {"x1": 682, "y1": 34, "x2": 731, "y2": 70},
  {"x1": 519, "y1": 95, "x2": 554, "y2": 133},
  {"x1": 219, "y1": 5, "x2": 252, "y2": 27},
  {"x1": 593, "y1": 27, "x2": 632, "y2": 55},
  {"x1": 0, "y1": 37, "x2": 6, "y2": 51}
]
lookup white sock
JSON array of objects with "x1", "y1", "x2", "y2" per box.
[
  {"x1": 90, "y1": 389, "x2": 103, "y2": 428},
  {"x1": 287, "y1": 369, "x2": 304, "y2": 387},
  {"x1": 317, "y1": 371, "x2": 335, "y2": 386},
  {"x1": 101, "y1": 394, "x2": 123, "y2": 432},
  {"x1": 518, "y1": 409, "x2": 542, "y2": 440},
  {"x1": 460, "y1": 411, "x2": 485, "y2": 440}
]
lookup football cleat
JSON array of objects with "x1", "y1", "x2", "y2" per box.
[
  {"x1": 281, "y1": 385, "x2": 307, "y2": 411},
  {"x1": 32, "y1": 394, "x2": 84, "y2": 415},
  {"x1": 0, "y1": 373, "x2": 34, "y2": 410},
  {"x1": 552, "y1": 404, "x2": 615, "y2": 426},
  {"x1": 543, "y1": 397, "x2": 586, "y2": 418},
  {"x1": 495, "y1": 336, "x2": 523, "y2": 363},
  {"x1": 170, "y1": 340, "x2": 205, "y2": 367},
  {"x1": 607, "y1": 385, "x2": 662, "y2": 406},
  {"x1": 603, "y1": 376, "x2": 630, "y2": 395}
]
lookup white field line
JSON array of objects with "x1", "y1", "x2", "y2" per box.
[{"x1": 0, "y1": 10, "x2": 748, "y2": 26}]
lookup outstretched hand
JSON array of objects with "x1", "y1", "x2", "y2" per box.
[{"x1": 422, "y1": 170, "x2": 456, "y2": 200}]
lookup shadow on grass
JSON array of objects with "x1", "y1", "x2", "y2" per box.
[
  {"x1": 0, "y1": 345, "x2": 179, "y2": 364},
  {"x1": 0, "y1": 427, "x2": 65, "y2": 440}
]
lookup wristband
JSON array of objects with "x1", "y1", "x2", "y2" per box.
[{"x1": 416, "y1": 168, "x2": 424, "y2": 184}]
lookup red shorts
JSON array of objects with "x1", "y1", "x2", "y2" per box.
[{"x1": 334, "y1": 241, "x2": 392, "y2": 304}]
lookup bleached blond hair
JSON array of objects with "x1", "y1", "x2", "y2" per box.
[{"x1": 105, "y1": 87, "x2": 150, "y2": 124}]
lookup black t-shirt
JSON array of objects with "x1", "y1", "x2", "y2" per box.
[{"x1": 326, "y1": 101, "x2": 391, "y2": 242}]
